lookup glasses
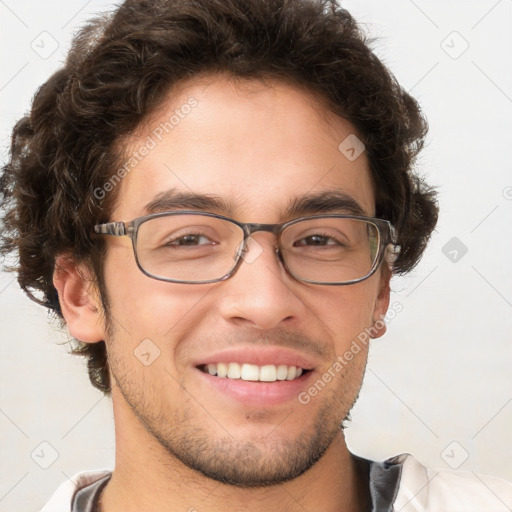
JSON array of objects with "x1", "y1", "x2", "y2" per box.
[{"x1": 94, "y1": 211, "x2": 397, "y2": 285}]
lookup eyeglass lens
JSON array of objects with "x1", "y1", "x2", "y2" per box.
[{"x1": 134, "y1": 214, "x2": 381, "y2": 284}]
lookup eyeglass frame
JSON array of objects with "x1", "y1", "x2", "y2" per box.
[{"x1": 93, "y1": 211, "x2": 398, "y2": 286}]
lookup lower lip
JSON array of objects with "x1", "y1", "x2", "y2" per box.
[{"x1": 195, "y1": 368, "x2": 314, "y2": 406}]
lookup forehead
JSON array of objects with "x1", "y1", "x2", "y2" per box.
[{"x1": 113, "y1": 74, "x2": 375, "y2": 221}]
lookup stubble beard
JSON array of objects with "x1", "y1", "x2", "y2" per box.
[
  {"x1": 111, "y1": 363, "x2": 362, "y2": 488},
  {"x1": 105, "y1": 313, "x2": 365, "y2": 488}
]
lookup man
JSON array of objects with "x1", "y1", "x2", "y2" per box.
[{"x1": 1, "y1": 0, "x2": 511, "y2": 510}]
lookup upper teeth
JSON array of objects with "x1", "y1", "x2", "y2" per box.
[{"x1": 204, "y1": 363, "x2": 304, "y2": 382}]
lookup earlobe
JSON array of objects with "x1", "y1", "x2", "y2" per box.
[{"x1": 53, "y1": 255, "x2": 105, "y2": 343}]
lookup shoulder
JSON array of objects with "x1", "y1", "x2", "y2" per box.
[
  {"x1": 40, "y1": 469, "x2": 111, "y2": 512},
  {"x1": 390, "y1": 453, "x2": 512, "y2": 512}
]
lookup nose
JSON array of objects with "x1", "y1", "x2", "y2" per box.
[{"x1": 216, "y1": 234, "x2": 307, "y2": 330}]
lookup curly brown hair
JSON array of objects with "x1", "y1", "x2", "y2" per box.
[{"x1": 0, "y1": 0, "x2": 438, "y2": 396}]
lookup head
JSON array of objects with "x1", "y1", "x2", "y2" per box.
[{"x1": 1, "y1": 0, "x2": 437, "y2": 488}]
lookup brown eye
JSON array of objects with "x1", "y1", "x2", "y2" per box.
[
  {"x1": 166, "y1": 234, "x2": 211, "y2": 246},
  {"x1": 294, "y1": 234, "x2": 340, "y2": 247}
]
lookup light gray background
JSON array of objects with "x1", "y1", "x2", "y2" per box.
[{"x1": 1, "y1": 0, "x2": 511, "y2": 510}]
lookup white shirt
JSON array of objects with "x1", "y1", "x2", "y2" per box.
[{"x1": 40, "y1": 453, "x2": 512, "y2": 512}]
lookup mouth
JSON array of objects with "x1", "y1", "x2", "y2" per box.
[
  {"x1": 193, "y1": 347, "x2": 317, "y2": 405},
  {"x1": 197, "y1": 362, "x2": 310, "y2": 382}
]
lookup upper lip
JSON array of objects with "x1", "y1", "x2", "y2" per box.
[{"x1": 193, "y1": 347, "x2": 317, "y2": 371}]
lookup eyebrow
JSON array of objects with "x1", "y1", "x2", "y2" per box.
[
  {"x1": 283, "y1": 191, "x2": 367, "y2": 218},
  {"x1": 143, "y1": 189, "x2": 367, "y2": 218},
  {"x1": 144, "y1": 189, "x2": 235, "y2": 216}
]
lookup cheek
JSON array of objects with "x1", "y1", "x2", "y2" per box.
[
  {"x1": 102, "y1": 245, "x2": 212, "y2": 344},
  {"x1": 305, "y1": 280, "x2": 377, "y2": 346}
]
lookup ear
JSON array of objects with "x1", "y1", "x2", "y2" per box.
[
  {"x1": 370, "y1": 266, "x2": 391, "y2": 339},
  {"x1": 53, "y1": 255, "x2": 106, "y2": 343}
]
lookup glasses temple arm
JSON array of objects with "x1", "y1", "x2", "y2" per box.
[
  {"x1": 94, "y1": 222, "x2": 127, "y2": 236},
  {"x1": 384, "y1": 224, "x2": 400, "y2": 265}
]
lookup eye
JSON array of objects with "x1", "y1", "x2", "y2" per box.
[
  {"x1": 294, "y1": 234, "x2": 341, "y2": 247},
  {"x1": 165, "y1": 233, "x2": 212, "y2": 246}
]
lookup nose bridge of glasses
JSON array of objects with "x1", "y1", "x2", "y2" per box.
[
  {"x1": 241, "y1": 223, "x2": 283, "y2": 255},
  {"x1": 244, "y1": 223, "x2": 282, "y2": 237},
  {"x1": 237, "y1": 223, "x2": 282, "y2": 263}
]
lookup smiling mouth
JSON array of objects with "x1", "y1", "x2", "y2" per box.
[{"x1": 197, "y1": 363, "x2": 310, "y2": 382}]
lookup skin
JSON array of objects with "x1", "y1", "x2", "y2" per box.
[{"x1": 54, "y1": 75, "x2": 390, "y2": 511}]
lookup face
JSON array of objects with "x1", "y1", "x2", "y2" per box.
[{"x1": 99, "y1": 75, "x2": 389, "y2": 486}]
